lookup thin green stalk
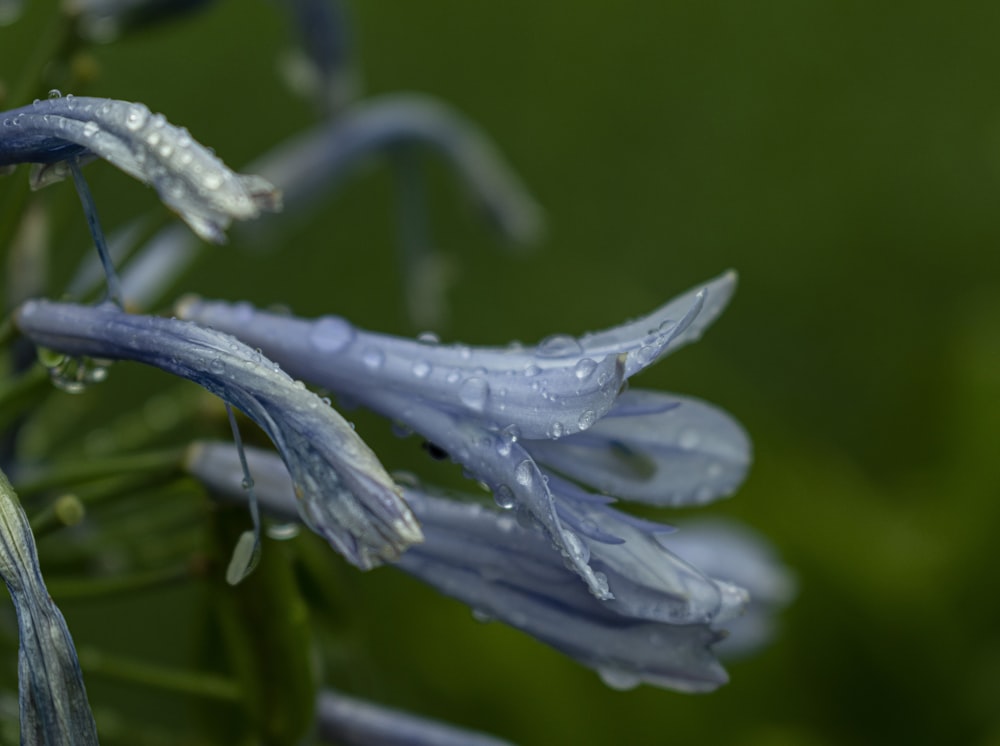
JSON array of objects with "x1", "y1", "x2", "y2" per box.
[
  {"x1": 77, "y1": 648, "x2": 241, "y2": 703},
  {"x1": 45, "y1": 562, "x2": 196, "y2": 601},
  {"x1": 16, "y1": 447, "x2": 186, "y2": 497}
]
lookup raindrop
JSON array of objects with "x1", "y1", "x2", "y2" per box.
[
  {"x1": 514, "y1": 460, "x2": 534, "y2": 486},
  {"x1": 361, "y1": 347, "x2": 384, "y2": 370},
  {"x1": 523, "y1": 363, "x2": 541, "y2": 377},
  {"x1": 563, "y1": 530, "x2": 590, "y2": 563},
  {"x1": 209, "y1": 358, "x2": 225, "y2": 374},
  {"x1": 416, "y1": 331, "x2": 439, "y2": 345},
  {"x1": 124, "y1": 104, "x2": 148, "y2": 131},
  {"x1": 493, "y1": 484, "x2": 515, "y2": 510},
  {"x1": 458, "y1": 377, "x2": 489, "y2": 412},
  {"x1": 47, "y1": 89, "x2": 61, "y2": 99},
  {"x1": 536, "y1": 334, "x2": 583, "y2": 358},
  {"x1": 547, "y1": 422, "x2": 565, "y2": 439},
  {"x1": 411, "y1": 360, "x2": 431, "y2": 379},
  {"x1": 577, "y1": 410, "x2": 597, "y2": 430},
  {"x1": 309, "y1": 316, "x2": 354, "y2": 354},
  {"x1": 574, "y1": 357, "x2": 598, "y2": 380},
  {"x1": 678, "y1": 428, "x2": 700, "y2": 450},
  {"x1": 597, "y1": 668, "x2": 640, "y2": 691},
  {"x1": 266, "y1": 523, "x2": 301, "y2": 540},
  {"x1": 81, "y1": 121, "x2": 99, "y2": 138}
]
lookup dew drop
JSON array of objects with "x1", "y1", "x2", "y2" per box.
[
  {"x1": 309, "y1": 315, "x2": 354, "y2": 354},
  {"x1": 266, "y1": 523, "x2": 300, "y2": 540},
  {"x1": 563, "y1": 530, "x2": 590, "y2": 563},
  {"x1": 493, "y1": 484, "x2": 515, "y2": 510},
  {"x1": 678, "y1": 428, "x2": 700, "y2": 450},
  {"x1": 47, "y1": 89, "x2": 62, "y2": 99},
  {"x1": 124, "y1": 104, "x2": 148, "y2": 131},
  {"x1": 362, "y1": 347, "x2": 384, "y2": 370},
  {"x1": 514, "y1": 460, "x2": 534, "y2": 486},
  {"x1": 523, "y1": 363, "x2": 541, "y2": 377},
  {"x1": 577, "y1": 409, "x2": 597, "y2": 430},
  {"x1": 574, "y1": 357, "x2": 598, "y2": 380},
  {"x1": 209, "y1": 358, "x2": 225, "y2": 374},
  {"x1": 635, "y1": 344, "x2": 658, "y2": 365},
  {"x1": 412, "y1": 360, "x2": 431, "y2": 379},
  {"x1": 598, "y1": 668, "x2": 640, "y2": 691},
  {"x1": 458, "y1": 377, "x2": 489, "y2": 412},
  {"x1": 537, "y1": 334, "x2": 583, "y2": 358},
  {"x1": 416, "y1": 331, "x2": 439, "y2": 345},
  {"x1": 547, "y1": 421, "x2": 564, "y2": 439}
]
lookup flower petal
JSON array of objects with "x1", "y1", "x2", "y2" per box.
[
  {"x1": 527, "y1": 389, "x2": 751, "y2": 506},
  {"x1": 15, "y1": 299, "x2": 421, "y2": 569},
  {"x1": 0, "y1": 96, "x2": 280, "y2": 242}
]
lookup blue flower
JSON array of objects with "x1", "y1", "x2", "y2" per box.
[
  {"x1": 0, "y1": 96, "x2": 280, "y2": 242},
  {"x1": 187, "y1": 441, "x2": 767, "y2": 692},
  {"x1": 0, "y1": 470, "x2": 99, "y2": 744},
  {"x1": 14, "y1": 299, "x2": 421, "y2": 569},
  {"x1": 178, "y1": 273, "x2": 749, "y2": 621}
]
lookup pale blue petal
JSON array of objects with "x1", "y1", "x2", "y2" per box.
[
  {"x1": 0, "y1": 96, "x2": 280, "y2": 242},
  {"x1": 527, "y1": 389, "x2": 751, "y2": 506},
  {"x1": 15, "y1": 299, "x2": 420, "y2": 569}
]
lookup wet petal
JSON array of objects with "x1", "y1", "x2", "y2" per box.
[
  {"x1": 15, "y1": 299, "x2": 420, "y2": 569},
  {"x1": 0, "y1": 96, "x2": 280, "y2": 242},
  {"x1": 527, "y1": 389, "x2": 751, "y2": 506},
  {"x1": 177, "y1": 298, "x2": 626, "y2": 440}
]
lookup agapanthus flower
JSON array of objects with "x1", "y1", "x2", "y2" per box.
[
  {"x1": 176, "y1": 271, "x2": 747, "y2": 622},
  {"x1": 187, "y1": 441, "x2": 784, "y2": 692},
  {"x1": 13, "y1": 299, "x2": 421, "y2": 569},
  {"x1": 0, "y1": 96, "x2": 280, "y2": 242},
  {"x1": 0, "y1": 469, "x2": 98, "y2": 744}
]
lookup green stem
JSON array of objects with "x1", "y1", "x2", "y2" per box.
[
  {"x1": 46, "y1": 562, "x2": 196, "y2": 600},
  {"x1": 0, "y1": 363, "x2": 50, "y2": 432},
  {"x1": 15, "y1": 447, "x2": 186, "y2": 497},
  {"x1": 77, "y1": 647, "x2": 241, "y2": 703}
]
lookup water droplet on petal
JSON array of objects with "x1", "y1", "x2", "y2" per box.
[
  {"x1": 412, "y1": 360, "x2": 431, "y2": 379},
  {"x1": 309, "y1": 316, "x2": 354, "y2": 354},
  {"x1": 209, "y1": 358, "x2": 225, "y2": 374},
  {"x1": 493, "y1": 484, "x2": 515, "y2": 510},
  {"x1": 362, "y1": 347, "x2": 384, "y2": 370},
  {"x1": 537, "y1": 334, "x2": 583, "y2": 358},
  {"x1": 47, "y1": 89, "x2": 62, "y2": 99},
  {"x1": 547, "y1": 421, "x2": 565, "y2": 439},
  {"x1": 417, "y1": 331, "x2": 439, "y2": 345},
  {"x1": 574, "y1": 357, "x2": 598, "y2": 380},
  {"x1": 514, "y1": 460, "x2": 534, "y2": 486},
  {"x1": 523, "y1": 363, "x2": 541, "y2": 377},
  {"x1": 458, "y1": 377, "x2": 489, "y2": 412},
  {"x1": 679, "y1": 428, "x2": 700, "y2": 450},
  {"x1": 577, "y1": 409, "x2": 597, "y2": 430},
  {"x1": 124, "y1": 104, "x2": 148, "y2": 131},
  {"x1": 598, "y1": 667, "x2": 640, "y2": 691}
]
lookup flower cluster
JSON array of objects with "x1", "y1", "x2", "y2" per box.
[{"x1": 0, "y1": 0, "x2": 791, "y2": 742}]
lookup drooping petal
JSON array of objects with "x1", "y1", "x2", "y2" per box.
[
  {"x1": 527, "y1": 389, "x2": 751, "y2": 506},
  {"x1": 176, "y1": 297, "x2": 626, "y2": 440},
  {"x1": 0, "y1": 469, "x2": 99, "y2": 745},
  {"x1": 191, "y1": 441, "x2": 732, "y2": 693},
  {"x1": 0, "y1": 96, "x2": 280, "y2": 242},
  {"x1": 15, "y1": 299, "x2": 421, "y2": 569}
]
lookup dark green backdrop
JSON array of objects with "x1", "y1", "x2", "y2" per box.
[{"x1": 2, "y1": 1, "x2": 999, "y2": 744}]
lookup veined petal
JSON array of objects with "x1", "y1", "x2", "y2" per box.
[
  {"x1": 191, "y1": 442, "x2": 731, "y2": 693},
  {"x1": 176, "y1": 298, "x2": 626, "y2": 440},
  {"x1": 15, "y1": 299, "x2": 421, "y2": 569},
  {"x1": 0, "y1": 96, "x2": 281, "y2": 242},
  {"x1": 550, "y1": 474, "x2": 748, "y2": 626},
  {"x1": 527, "y1": 389, "x2": 752, "y2": 506},
  {"x1": 579, "y1": 270, "x2": 737, "y2": 377},
  {"x1": 0, "y1": 469, "x2": 98, "y2": 744}
]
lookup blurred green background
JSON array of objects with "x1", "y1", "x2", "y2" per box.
[{"x1": 2, "y1": 1, "x2": 1000, "y2": 744}]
